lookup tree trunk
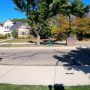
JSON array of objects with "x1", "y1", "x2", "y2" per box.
[
  {"x1": 69, "y1": 15, "x2": 72, "y2": 38},
  {"x1": 37, "y1": 34, "x2": 40, "y2": 45}
]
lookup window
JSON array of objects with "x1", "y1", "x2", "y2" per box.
[
  {"x1": 5, "y1": 26, "x2": 7, "y2": 29},
  {"x1": 5, "y1": 26, "x2": 10, "y2": 29},
  {"x1": 21, "y1": 32, "x2": 26, "y2": 35}
]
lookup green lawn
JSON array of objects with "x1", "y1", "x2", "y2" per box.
[
  {"x1": 2, "y1": 38, "x2": 57, "y2": 43},
  {"x1": 3, "y1": 39, "x2": 34, "y2": 43},
  {"x1": 0, "y1": 84, "x2": 48, "y2": 90},
  {"x1": 0, "y1": 84, "x2": 90, "y2": 90},
  {"x1": 0, "y1": 38, "x2": 66, "y2": 47},
  {"x1": 66, "y1": 86, "x2": 90, "y2": 90},
  {"x1": 0, "y1": 39, "x2": 5, "y2": 41}
]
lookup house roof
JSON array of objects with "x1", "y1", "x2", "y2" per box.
[
  {"x1": 3, "y1": 19, "x2": 15, "y2": 24},
  {"x1": 86, "y1": 12, "x2": 90, "y2": 18},
  {"x1": 70, "y1": 14, "x2": 77, "y2": 19},
  {"x1": 10, "y1": 21, "x2": 24, "y2": 30}
]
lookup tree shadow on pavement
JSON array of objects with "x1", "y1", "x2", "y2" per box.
[{"x1": 53, "y1": 48, "x2": 90, "y2": 74}]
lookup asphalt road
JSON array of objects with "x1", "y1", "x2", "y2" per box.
[
  {"x1": 0, "y1": 49, "x2": 69, "y2": 66},
  {"x1": 0, "y1": 48, "x2": 90, "y2": 66}
]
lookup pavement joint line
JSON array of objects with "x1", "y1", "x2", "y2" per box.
[
  {"x1": 0, "y1": 66, "x2": 16, "y2": 79},
  {"x1": 54, "y1": 64, "x2": 57, "y2": 84}
]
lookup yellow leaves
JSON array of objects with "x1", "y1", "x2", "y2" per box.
[
  {"x1": 62, "y1": 24, "x2": 69, "y2": 30},
  {"x1": 51, "y1": 25, "x2": 65, "y2": 35},
  {"x1": 72, "y1": 17, "x2": 90, "y2": 34},
  {"x1": 72, "y1": 17, "x2": 90, "y2": 26},
  {"x1": 51, "y1": 15, "x2": 90, "y2": 37},
  {"x1": 51, "y1": 26, "x2": 58, "y2": 34},
  {"x1": 51, "y1": 16, "x2": 70, "y2": 35}
]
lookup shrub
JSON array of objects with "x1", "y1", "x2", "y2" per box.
[
  {"x1": 17, "y1": 37, "x2": 26, "y2": 39},
  {"x1": 27, "y1": 35, "x2": 33, "y2": 39},
  {"x1": 11, "y1": 30, "x2": 18, "y2": 39},
  {"x1": 17, "y1": 35, "x2": 33, "y2": 39},
  {"x1": 0, "y1": 34, "x2": 7, "y2": 39}
]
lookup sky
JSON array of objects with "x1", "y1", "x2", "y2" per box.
[
  {"x1": 0, "y1": 0, "x2": 26, "y2": 23},
  {"x1": 0, "y1": 0, "x2": 90, "y2": 23}
]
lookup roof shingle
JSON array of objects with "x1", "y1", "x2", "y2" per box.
[{"x1": 10, "y1": 22, "x2": 23, "y2": 30}]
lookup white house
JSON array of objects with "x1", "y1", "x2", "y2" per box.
[
  {"x1": 10, "y1": 21, "x2": 31, "y2": 37},
  {"x1": 0, "y1": 19, "x2": 31, "y2": 38},
  {"x1": 3, "y1": 20, "x2": 14, "y2": 29},
  {"x1": 0, "y1": 25, "x2": 11, "y2": 35},
  {"x1": 18, "y1": 24, "x2": 30, "y2": 37},
  {"x1": 0, "y1": 20, "x2": 12, "y2": 35}
]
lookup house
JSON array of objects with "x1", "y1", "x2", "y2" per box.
[
  {"x1": 0, "y1": 26, "x2": 11, "y2": 35},
  {"x1": 0, "y1": 19, "x2": 31, "y2": 38},
  {"x1": 85, "y1": 12, "x2": 90, "y2": 18},
  {"x1": 3, "y1": 20, "x2": 14, "y2": 29},
  {"x1": 0, "y1": 22, "x2": 11, "y2": 35},
  {"x1": 10, "y1": 21, "x2": 30, "y2": 37}
]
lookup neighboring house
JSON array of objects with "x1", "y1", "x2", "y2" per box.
[
  {"x1": 0, "y1": 20, "x2": 14, "y2": 36},
  {"x1": 0, "y1": 25, "x2": 11, "y2": 35},
  {"x1": 10, "y1": 21, "x2": 30, "y2": 37},
  {"x1": 0, "y1": 19, "x2": 31, "y2": 38},
  {"x1": 85, "y1": 12, "x2": 90, "y2": 18},
  {"x1": 3, "y1": 20, "x2": 14, "y2": 29},
  {"x1": 70, "y1": 14, "x2": 77, "y2": 20}
]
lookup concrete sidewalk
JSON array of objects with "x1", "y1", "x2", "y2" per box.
[{"x1": 0, "y1": 65, "x2": 90, "y2": 86}]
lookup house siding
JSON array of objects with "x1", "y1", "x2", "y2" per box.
[
  {"x1": 3, "y1": 20, "x2": 14, "y2": 29},
  {"x1": 18, "y1": 25, "x2": 30, "y2": 37}
]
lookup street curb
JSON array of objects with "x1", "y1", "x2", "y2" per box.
[{"x1": 0, "y1": 46, "x2": 88, "y2": 50}]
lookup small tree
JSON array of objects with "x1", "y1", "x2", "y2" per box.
[
  {"x1": 72, "y1": 17, "x2": 90, "y2": 40},
  {"x1": 51, "y1": 15, "x2": 69, "y2": 40},
  {"x1": 11, "y1": 30, "x2": 18, "y2": 39}
]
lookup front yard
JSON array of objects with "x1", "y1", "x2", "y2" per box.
[
  {"x1": 0, "y1": 84, "x2": 90, "y2": 90},
  {"x1": 2, "y1": 39, "x2": 37, "y2": 43},
  {"x1": 0, "y1": 38, "x2": 66, "y2": 47}
]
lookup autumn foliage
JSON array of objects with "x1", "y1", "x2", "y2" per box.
[
  {"x1": 51, "y1": 16, "x2": 90, "y2": 40},
  {"x1": 51, "y1": 16, "x2": 69, "y2": 40},
  {"x1": 72, "y1": 17, "x2": 90, "y2": 34}
]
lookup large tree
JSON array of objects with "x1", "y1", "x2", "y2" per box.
[
  {"x1": 12, "y1": 0, "x2": 65, "y2": 45},
  {"x1": 59, "y1": 0, "x2": 90, "y2": 37}
]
